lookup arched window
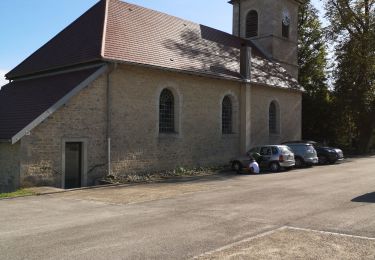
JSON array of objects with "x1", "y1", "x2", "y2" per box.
[
  {"x1": 246, "y1": 10, "x2": 258, "y2": 38},
  {"x1": 159, "y1": 89, "x2": 175, "y2": 133},
  {"x1": 222, "y1": 96, "x2": 233, "y2": 134},
  {"x1": 269, "y1": 101, "x2": 279, "y2": 134}
]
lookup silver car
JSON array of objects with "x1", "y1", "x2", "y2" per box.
[
  {"x1": 285, "y1": 143, "x2": 318, "y2": 167},
  {"x1": 231, "y1": 145, "x2": 295, "y2": 173}
]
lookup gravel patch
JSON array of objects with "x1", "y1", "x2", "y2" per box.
[{"x1": 101, "y1": 166, "x2": 226, "y2": 184}]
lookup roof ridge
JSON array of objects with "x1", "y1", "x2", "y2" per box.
[{"x1": 100, "y1": 0, "x2": 110, "y2": 58}]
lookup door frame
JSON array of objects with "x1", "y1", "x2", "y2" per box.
[{"x1": 61, "y1": 138, "x2": 88, "y2": 189}]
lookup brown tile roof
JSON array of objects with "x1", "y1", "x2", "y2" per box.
[
  {"x1": 0, "y1": 66, "x2": 104, "y2": 141},
  {"x1": 6, "y1": 0, "x2": 300, "y2": 90},
  {"x1": 103, "y1": 0, "x2": 299, "y2": 89}
]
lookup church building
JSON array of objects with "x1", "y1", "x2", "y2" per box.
[{"x1": 0, "y1": 0, "x2": 302, "y2": 192}]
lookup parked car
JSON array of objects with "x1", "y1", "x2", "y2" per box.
[
  {"x1": 283, "y1": 143, "x2": 318, "y2": 167},
  {"x1": 282, "y1": 140, "x2": 344, "y2": 164},
  {"x1": 230, "y1": 145, "x2": 295, "y2": 173}
]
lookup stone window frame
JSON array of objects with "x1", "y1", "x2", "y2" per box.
[
  {"x1": 245, "y1": 10, "x2": 259, "y2": 38},
  {"x1": 156, "y1": 85, "x2": 182, "y2": 138},
  {"x1": 269, "y1": 100, "x2": 281, "y2": 136},
  {"x1": 220, "y1": 92, "x2": 239, "y2": 136},
  {"x1": 61, "y1": 137, "x2": 88, "y2": 189}
]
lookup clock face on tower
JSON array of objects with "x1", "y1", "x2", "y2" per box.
[{"x1": 282, "y1": 9, "x2": 291, "y2": 26}]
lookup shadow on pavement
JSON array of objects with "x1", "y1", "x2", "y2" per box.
[{"x1": 352, "y1": 192, "x2": 375, "y2": 203}]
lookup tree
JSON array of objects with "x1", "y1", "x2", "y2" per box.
[
  {"x1": 298, "y1": 0, "x2": 332, "y2": 142},
  {"x1": 325, "y1": 0, "x2": 375, "y2": 153}
]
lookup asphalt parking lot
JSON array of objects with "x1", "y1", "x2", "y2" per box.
[{"x1": 1, "y1": 156, "x2": 375, "y2": 259}]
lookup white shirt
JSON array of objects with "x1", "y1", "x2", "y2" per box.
[{"x1": 249, "y1": 161, "x2": 260, "y2": 174}]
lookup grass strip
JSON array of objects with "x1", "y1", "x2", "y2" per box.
[{"x1": 0, "y1": 189, "x2": 35, "y2": 199}]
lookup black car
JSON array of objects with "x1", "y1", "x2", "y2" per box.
[{"x1": 282, "y1": 141, "x2": 344, "y2": 164}]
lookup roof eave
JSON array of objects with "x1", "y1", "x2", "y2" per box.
[
  {"x1": 6, "y1": 59, "x2": 104, "y2": 81},
  {"x1": 250, "y1": 81, "x2": 303, "y2": 93},
  {"x1": 103, "y1": 57, "x2": 303, "y2": 92},
  {"x1": 102, "y1": 57, "x2": 244, "y2": 83}
]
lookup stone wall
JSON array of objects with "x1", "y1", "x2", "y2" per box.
[
  {"x1": 0, "y1": 142, "x2": 20, "y2": 193},
  {"x1": 109, "y1": 64, "x2": 241, "y2": 175},
  {"x1": 15, "y1": 64, "x2": 301, "y2": 188},
  {"x1": 250, "y1": 84, "x2": 302, "y2": 147},
  {"x1": 19, "y1": 75, "x2": 108, "y2": 188}
]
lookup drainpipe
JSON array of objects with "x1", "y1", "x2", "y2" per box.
[
  {"x1": 240, "y1": 44, "x2": 252, "y2": 81},
  {"x1": 106, "y1": 63, "x2": 117, "y2": 176},
  {"x1": 238, "y1": 0, "x2": 241, "y2": 37}
]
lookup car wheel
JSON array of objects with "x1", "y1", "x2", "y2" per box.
[
  {"x1": 269, "y1": 162, "x2": 280, "y2": 172},
  {"x1": 318, "y1": 156, "x2": 328, "y2": 164},
  {"x1": 295, "y1": 157, "x2": 303, "y2": 168},
  {"x1": 232, "y1": 161, "x2": 243, "y2": 174},
  {"x1": 329, "y1": 159, "x2": 337, "y2": 164}
]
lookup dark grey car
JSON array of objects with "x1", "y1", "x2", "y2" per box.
[{"x1": 285, "y1": 143, "x2": 318, "y2": 167}]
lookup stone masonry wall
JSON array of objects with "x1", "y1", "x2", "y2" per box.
[
  {"x1": 0, "y1": 142, "x2": 20, "y2": 193},
  {"x1": 109, "y1": 64, "x2": 241, "y2": 175},
  {"x1": 16, "y1": 63, "x2": 301, "y2": 188},
  {"x1": 250, "y1": 84, "x2": 302, "y2": 147},
  {"x1": 19, "y1": 75, "x2": 107, "y2": 188}
]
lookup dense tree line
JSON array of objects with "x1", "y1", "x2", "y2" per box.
[{"x1": 298, "y1": 0, "x2": 375, "y2": 153}]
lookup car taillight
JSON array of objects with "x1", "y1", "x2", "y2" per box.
[{"x1": 279, "y1": 155, "x2": 284, "y2": 162}]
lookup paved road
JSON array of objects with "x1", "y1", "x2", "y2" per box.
[{"x1": 1, "y1": 157, "x2": 375, "y2": 259}]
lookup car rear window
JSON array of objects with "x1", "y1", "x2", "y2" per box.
[
  {"x1": 260, "y1": 147, "x2": 271, "y2": 155},
  {"x1": 280, "y1": 146, "x2": 292, "y2": 154},
  {"x1": 306, "y1": 145, "x2": 314, "y2": 152}
]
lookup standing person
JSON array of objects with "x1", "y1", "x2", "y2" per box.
[{"x1": 249, "y1": 156, "x2": 260, "y2": 174}]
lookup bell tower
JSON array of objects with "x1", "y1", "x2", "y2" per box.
[{"x1": 230, "y1": 0, "x2": 301, "y2": 78}]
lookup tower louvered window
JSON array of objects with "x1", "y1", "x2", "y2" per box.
[
  {"x1": 246, "y1": 10, "x2": 258, "y2": 38},
  {"x1": 222, "y1": 96, "x2": 233, "y2": 134},
  {"x1": 159, "y1": 89, "x2": 175, "y2": 133},
  {"x1": 282, "y1": 23, "x2": 289, "y2": 38}
]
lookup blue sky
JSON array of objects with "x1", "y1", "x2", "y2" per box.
[{"x1": 0, "y1": 0, "x2": 325, "y2": 86}]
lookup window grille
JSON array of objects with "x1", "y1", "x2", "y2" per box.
[
  {"x1": 246, "y1": 10, "x2": 258, "y2": 38},
  {"x1": 222, "y1": 96, "x2": 233, "y2": 134},
  {"x1": 159, "y1": 89, "x2": 175, "y2": 133}
]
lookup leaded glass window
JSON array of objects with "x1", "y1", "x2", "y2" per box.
[
  {"x1": 222, "y1": 96, "x2": 233, "y2": 134},
  {"x1": 269, "y1": 101, "x2": 277, "y2": 134},
  {"x1": 159, "y1": 89, "x2": 175, "y2": 133}
]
